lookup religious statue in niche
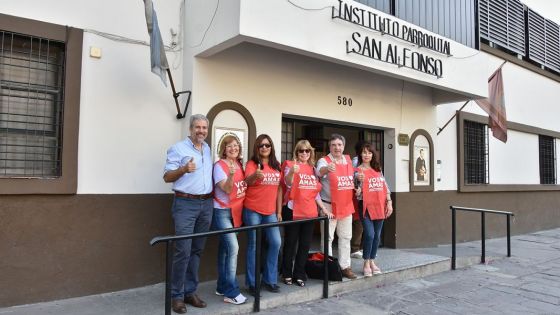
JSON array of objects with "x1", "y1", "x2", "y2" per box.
[
  {"x1": 409, "y1": 130, "x2": 433, "y2": 192},
  {"x1": 414, "y1": 145, "x2": 429, "y2": 185}
]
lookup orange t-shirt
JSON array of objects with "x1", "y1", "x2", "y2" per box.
[
  {"x1": 325, "y1": 155, "x2": 355, "y2": 219},
  {"x1": 289, "y1": 163, "x2": 322, "y2": 219},
  {"x1": 244, "y1": 160, "x2": 281, "y2": 215},
  {"x1": 361, "y1": 168, "x2": 388, "y2": 220},
  {"x1": 214, "y1": 160, "x2": 246, "y2": 227}
]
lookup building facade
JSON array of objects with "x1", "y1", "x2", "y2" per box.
[{"x1": 1, "y1": 0, "x2": 559, "y2": 307}]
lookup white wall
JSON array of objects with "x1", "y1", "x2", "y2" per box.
[
  {"x1": 2, "y1": 0, "x2": 183, "y2": 47},
  {"x1": 3, "y1": 0, "x2": 187, "y2": 194},
  {"x1": 436, "y1": 52, "x2": 560, "y2": 189},
  {"x1": 6, "y1": 1, "x2": 559, "y2": 193},
  {"x1": 435, "y1": 100, "x2": 460, "y2": 190},
  {"x1": 184, "y1": 0, "x2": 488, "y2": 100},
  {"x1": 489, "y1": 130, "x2": 540, "y2": 184},
  {"x1": 189, "y1": 43, "x2": 437, "y2": 192},
  {"x1": 182, "y1": 0, "x2": 242, "y2": 138}
]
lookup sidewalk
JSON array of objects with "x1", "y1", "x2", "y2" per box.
[
  {"x1": 261, "y1": 228, "x2": 560, "y2": 314},
  {"x1": 0, "y1": 229, "x2": 526, "y2": 315}
]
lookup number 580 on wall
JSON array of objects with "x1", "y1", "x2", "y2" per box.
[{"x1": 337, "y1": 96, "x2": 353, "y2": 106}]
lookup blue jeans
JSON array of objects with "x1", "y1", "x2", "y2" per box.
[
  {"x1": 359, "y1": 203, "x2": 384, "y2": 260},
  {"x1": 211, "y1": 208, "x2": 241, "y2": 298},
  {"x1": 171, "y1": 197, "x2": 213, "y2": 299},
  {"x1": 243, "y1": 207, "x2": 281, "y2": 287}
]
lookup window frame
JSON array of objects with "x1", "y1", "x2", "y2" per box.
[
  {"x1": 281, "y1": 120, "x2": 294, "y2": 161},
  {"x1": 457, "y1": 111, "x2": 560, "y2": 192},
  {"x1": 463, "y1": 120, "x2": 489, "y2": 185},
  {"x1": 538, "y1": 135, "x2": 557, "y2": 185},
  {"x1": 0, "y1": 13, "x2": 82, "y2": 194}
]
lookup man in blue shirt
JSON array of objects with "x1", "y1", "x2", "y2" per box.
[{"x1": 164, "y1": 114, "x2": 213, "y2": 314}]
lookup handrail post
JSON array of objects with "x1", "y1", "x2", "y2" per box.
[
  {"x1": 507, "y1": 214, "x2": 511, "y2": 257},
  {"x1": 481, "y1": 212, "x2": 486, "y2": 264},
  {"x1": 165, "y1": 241, "x2": 173, "y2": 315},
  {"x1": 322, "y1": 217, "x2": 329, "y2": 298},
  {"x1": 451, "y1": 206, "x2": 456, "y2": 270},
  {"x1": 449, "y1": 206, "x2": 513, "y2": 271},
  {"x1": 254, "y1": 227, "x2": 262, "y2": 312},
  {"x1": 151, "y1": 216, "x2": 331, "y2": 314}
]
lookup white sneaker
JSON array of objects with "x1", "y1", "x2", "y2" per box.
[
  {"x1": 224, "y1": 293, "x2": 247, "y2": 305},
  {"x1": 215, "y1": 291, "x2": 224, "y2": 296},
  {"x1": 351, "y1": 250, "x2": 363, "y2": 259}
]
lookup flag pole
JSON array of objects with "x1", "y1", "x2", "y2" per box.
[
  {"x1": 166, "y1": 69, "x2": 183, "y2": 119},
  {"x1": 489, "y1": 60, "x2": 507, "y2": 80},
  {"x1": 437, "y1": 100, "x2": 470, "y2": 135},
  {"x1": 496, "y1": 60, "x2": 507, "y2": 71}
]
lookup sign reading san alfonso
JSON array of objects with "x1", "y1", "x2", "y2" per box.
[{"x1": 333, "y1": 0, "x2": 451, "y2": 78}]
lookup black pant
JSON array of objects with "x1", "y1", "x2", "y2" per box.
[{"x1": 281, "y1": 206, "x2": 315, "y2": 281}]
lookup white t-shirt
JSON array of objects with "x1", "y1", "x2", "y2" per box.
[{"x1": 213, "y1": 162, "x2": 229, "y2": 209}]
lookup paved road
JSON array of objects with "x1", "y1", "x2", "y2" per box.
[
  {"x1": 262, "y1": 229, "x2": 560, "y2": 314},
  {"x1": 2, "y1": 229, "x2": 559, "y2": 315}
]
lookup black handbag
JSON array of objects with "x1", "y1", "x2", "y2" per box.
[{"x1": 305, "y1": 252, "x2": 343, "y2": 281}]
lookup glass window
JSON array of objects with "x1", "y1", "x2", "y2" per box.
[
  {"x1": 0, "y1": 32, "x2": 65, "y2": 178},
  {"x1": 0, "y1": 14, "x2": 82, "y2": 194},
  {"x1": 281, "y1": 121, "x2": 294, "y2": 162},
  {"x1": 539, "y1": 135, "x2": 556, "y2": 184},
  {"x1": 464, "y1": 120, "x2": 489, "y2": 184}
]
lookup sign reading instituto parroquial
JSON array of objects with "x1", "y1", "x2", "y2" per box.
[{"x1": 333, "y1": 0, "x2": 451, "y2": 78}]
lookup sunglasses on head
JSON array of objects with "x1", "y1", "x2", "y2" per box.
[
  {"x1": 297, "y1": 149, "x2": 311, "y2": 153},
  {"x1": 258, "y1": 143, "x2": 271, "y2": 149}
]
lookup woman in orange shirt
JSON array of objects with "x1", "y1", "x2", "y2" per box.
[
  {"x1": 282, "y1": 140, "x2": 332, "y2": 287},
  {"x1": 212, "y1": 135, "x2": 247, "y2": 304},
  {"x1": 243, "y1": 134, "x2": 283, "y2": 295},
  {"x1": 355, "y1": 142, "x2": 393, "y2": 276}
]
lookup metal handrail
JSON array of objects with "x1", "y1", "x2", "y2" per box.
[
  {"x1": 151, "y1": 216, "x2": 330, "y2": 314},
  {"x1": 450, "y1": 206, "x2": 514, "y2": 270}
]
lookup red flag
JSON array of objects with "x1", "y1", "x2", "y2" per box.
[{"x1": 475, "y1": 66, "x2": 507, "y2": 142}]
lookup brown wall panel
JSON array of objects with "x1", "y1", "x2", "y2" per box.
[
  {"x1": 394, "y1": 190, "x2": 560, "y2": 248},
  {"x1": 2, "y1": 191, "x2": 559, "y2": 306},
  {"x1": 0, "y1": 194, "x2": 227, "y2": 307}
]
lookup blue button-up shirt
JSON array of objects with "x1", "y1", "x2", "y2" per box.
[{"x1": 164, "y1": 137, "x2": 213, "y2": 194}]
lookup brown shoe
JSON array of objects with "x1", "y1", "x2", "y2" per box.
[
  {"x1": 171, "y1": 299, "x2": 187, "y2": 314},
  {"x1": 341, "y1": 267, "x2": 357, "y2": 279},
  {"x1": 184, "y1": 294, "x2": 207, "y2": 308}
]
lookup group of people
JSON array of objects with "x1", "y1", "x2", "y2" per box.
[{"x1": 163, "y1": 114, "x2": 393, "y2": 314}]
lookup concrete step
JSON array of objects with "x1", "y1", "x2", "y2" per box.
[{"x1": 0, "y1": 248, "x2": 471, "y2": 315}]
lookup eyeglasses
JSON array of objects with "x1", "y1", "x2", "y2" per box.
[
  {"x1": 258, "y1": 143, "x2": 271, "y2": 149},
  {"x1": 226, "y1": 144, "x2": 239, "y2": 149},
  {"x1": 297, "y1": 149, "x2": 311, "y2": 154}
]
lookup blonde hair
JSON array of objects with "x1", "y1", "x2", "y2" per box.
[
  {"x1": 292, "y1": 139, "x2": 315, "y2": 166},
  {"x1": 219, "y1": 135, "x2": 243, "y2": 164}
]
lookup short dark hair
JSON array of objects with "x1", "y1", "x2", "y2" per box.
[
  {"x1": 357, "y1": 142, "x2": 381, "y2": 172},
  {"x1": 329, "y1": 133, "x2": 345, "y2": 146}
]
